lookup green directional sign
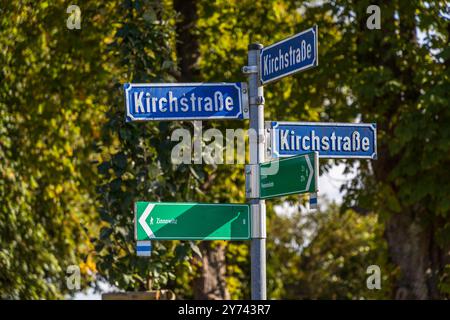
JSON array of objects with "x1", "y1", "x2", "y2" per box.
[
  {"x1": 259, "y1": 152, "x2": 318, "y2": 199},
  {"x1": 135, "y1": 202, "x2": 250, "y2": 241}
]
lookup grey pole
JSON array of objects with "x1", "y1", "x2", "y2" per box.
[{"x1": 245, "y1": 43, "x2": 266, "y2": 300}]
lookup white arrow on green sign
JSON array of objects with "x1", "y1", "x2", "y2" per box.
[
  {"x1": 259, "y1": 151, "x2": 318, "y2": 199},
  {"x1": 135, "y1": 202, "x2": 250, "y2": 241}
]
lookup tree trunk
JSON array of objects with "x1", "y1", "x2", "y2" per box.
[
  {"x1": 173, "y1": 0, "x2": 230, "y2": 300},
  {"x1": 193, "y1": 242, "x2": 230, "y2": 300},
  {"x1": 173, "y1": 0, "x2": 200, "y2": 81},
  {"x1": 385, "y1": 211, "x2": 437, "y2": 299}
]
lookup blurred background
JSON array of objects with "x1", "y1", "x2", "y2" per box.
[{"x1": 0, "y1": 0, "x2": 449, "y2": 299}]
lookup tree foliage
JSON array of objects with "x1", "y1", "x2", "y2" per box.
[{"x1": 0, "y1": 0, "x2": 111, "y2": 298}]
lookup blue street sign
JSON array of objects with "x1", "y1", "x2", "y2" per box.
[
  {"x1": 136, "y1": 241, "x2": 152, "y2": 257},
  {"x1": 269, "y1": 121, "x2": 377, "y2": 159},
  {"x1": 260, "y1": 25, "x2": 318, "y2": 85},
  {"x1": 124, "y1": 83, "x2": 249, "y2": 122}
]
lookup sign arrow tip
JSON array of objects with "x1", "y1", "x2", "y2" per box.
[{"x1": 139, "y1": 204, "x2": 155, "y2": 239}]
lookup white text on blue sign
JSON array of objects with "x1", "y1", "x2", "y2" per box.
[
  {"x1": 260, "y1": 26, "x2": 318, "y2": 84},
  {"x1": 271, "y1": 122, "x2": 377, "y2": 159},
  {"x1": 124, "y1": 83, "x2": 248, "y2": 121}
]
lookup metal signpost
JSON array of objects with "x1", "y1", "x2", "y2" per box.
[
  {"x1": 124, "y1": 82, "x2": 249, "y2": 122},
  {"x1": 268, "y1": 121, "x2": 377, "y2": 159},
  {"x1": 135, "y1": 202, "x2": 250, "y2": 241},
  {"x1": 243, "y1": 43, "x2": 267, "y2": 300},
  {"x1": 242, "y1": 26, "x2": 319, "y2": 300}
]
